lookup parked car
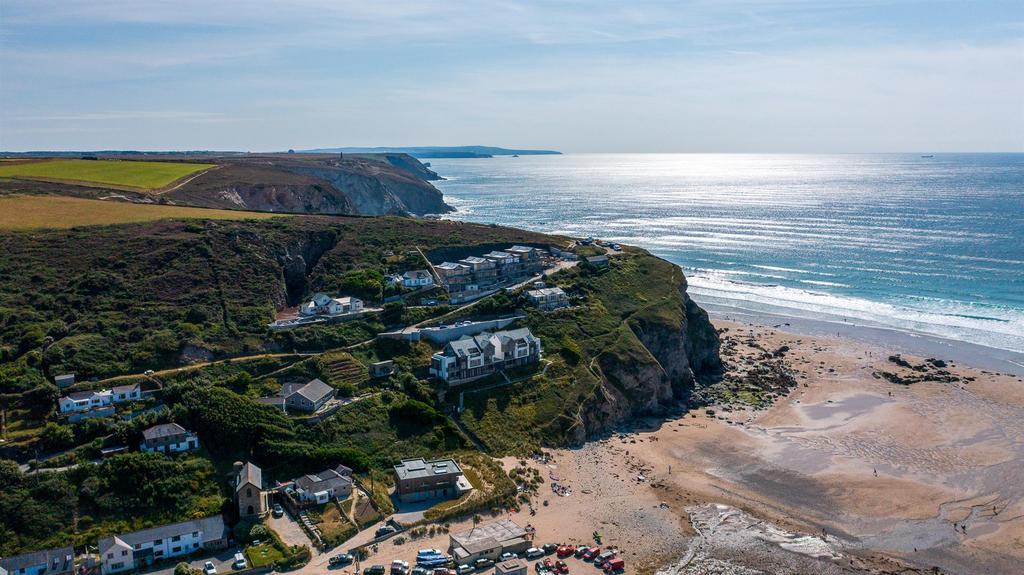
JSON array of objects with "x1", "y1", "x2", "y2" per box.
[
  {"x1": 203, "y1": 562, "x2": 217, "y2": 575},
  {"x1": 272, "y1": 504, "x2": 284, "y2": 518},
  {"x1": 418, "y1": 549, "x2": 445, "y2": 557},
  {"x1": 594, "y1": 551, "x2": 615, "y2": 567},
  {"x1": 573, "y1": 547, "x2": 588, "y2": 558},
  {"x1": 366, "y1": 566, "x2": 387, "y2": 575},
  {"x1": 233, "y1": 553, "x2": 247, "y2": 570},
  {"x1": 376, "y1": 525, "x2": 397, "y2": 537},
  {"x1": 392, "y1": 560, "x2": 410, "y2": 575},
  {"x1": 541, "y1": 559, "x2": 554, "y2": 572},
  {"x1": 330, "y1": 554, "x2": 354, "y2": 567},
  {"x1": 412, "y1": 568, "x2": 431, "y2": 575},
  {"x1": 533, "y1": 564, "x2": 548, "y2": 575},
  {"x1": 554, "y1": 561, "x2": 568, "y2": 574},
  {"x1": 525, "y1": 548, "x2": 545, "y2": 559},
  {"x1": 432, "y1": 569, "x2": 455, "y2": 575},
  {"x1": 473, "y1": 559, "x2": 493, "y2": 571},
  {"x1": 499, "y1": 552, "x2": 520, "y2": 561},
  {"x1": 603, "y1": 559, "x2": 624, "y2": 573},
  {"x1": 541, "y1": 544, "x2": 558, "y2": 555},
  {"x1": 582, "y1": 548, "x2": 600, "y2": 561},
  {"x1": 456, "y1": 564, "x2": 474, "y2": 575}
]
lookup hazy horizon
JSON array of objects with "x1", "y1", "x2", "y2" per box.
[{"x1": 2, "y1": 1, "x2": 1022, "y2": 153}]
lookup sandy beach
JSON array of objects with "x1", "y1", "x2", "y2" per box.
[{"x1": 319, "y1": 319, "x2": 1024, "y2": 575}]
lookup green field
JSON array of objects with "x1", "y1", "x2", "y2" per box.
[
  {"x1": 0, "y1": 195, "x2": 282, "y2": 230},
  {"x1": 0, "y1": 159, "x2": 214, "y2": 190}
]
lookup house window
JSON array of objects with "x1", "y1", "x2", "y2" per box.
[
  {"x1": 111, "y1": 563, "x2": 124, "y2": 570},
  {"x1": 172, "y1": 547, "x2": 181, "y2": 553},
  {"x1": 193, "y1": 543, "x2": 199, "y2": 549},
  {"x1": 154, "y1": 539, "x2": 162, "y2": 545},
  {"x1": 121, "y1": 550, "x2": 128, "y2": 556},
  {"x1": 246, "y1": 487, "x2": 252, "y2": 497},
  {"x1": 192, "y1": 531, "x2": 199, "y2": 537},
  {"x1": 134, "y1": 545, "x2": 141, "y2": 550},
  {"x1": 107, "y1": 553, "x2": 114, "y2": 559}
]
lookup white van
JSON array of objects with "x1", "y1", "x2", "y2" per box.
[{"x1": 233, "y1": 553, "x2": 247, "y2": 570}]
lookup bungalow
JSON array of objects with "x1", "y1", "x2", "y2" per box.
[
  {"x1": 393, "y1": 458, "x2": 473, "y2": 504},
  {"x1": 59, "y1": 384, "x2": 141, "y2": 415},
  {"x1": 300, "y1": 293, "x2": 364, "y2": 317},
  {"x1": 235, "y1": 462, "x2": 268, "y2": 520},
  {"x1": 284, "y1": 379, "x2": 335, "y2": 413},
  {"x1": 289, "y1": 465, "x2": 353, "y2": 505},
  {"x1": 429, "y1": 328, "x2": 542, "y2": 386},
  {"x1": 525, "y1": 287, "x2": 569, "y2": 310},
  {"x1": 402, "y1": 270, "x2": 434, "y2": 288},
  {"x1": 139, "y1": 423, "x2": 199, "y2": 454},
  {"x1": 0, "y1": 546, "x2": 74, "y2": 575},
  {"x1": 98, "y1": 516, "x2": 227, "y2": 575},
  {"x1": 449, "y1": 519, "x2": 530, "y2": 566}
]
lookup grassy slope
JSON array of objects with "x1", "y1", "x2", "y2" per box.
[
  {"x1": 0, "y1": 195, "x2": 282, "y2": 230},
  {"x1": 0, "y1": 159, "x2": 213, "y2": 190}
]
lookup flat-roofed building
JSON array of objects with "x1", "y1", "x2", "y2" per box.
[
  {"x1": 393, "y1": 458, "x2": 472, "y2": 503},
  {"x1": 448, "y1": 519, "x2": 531, "y2": 566}
]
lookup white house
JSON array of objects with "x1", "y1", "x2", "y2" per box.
[
  {"x1": 59, "y1": 384, "x2": 142, "y2": 414},
  {"x1": 402, "y1": 270, "x2": 434, "y2": 288},
  {"x1": 300, "y1": 293, "x2": 364, "y2": 317},
  {"x1": 139, "y1": 423, "x2": 199, "y2": 454},
  {"x1": 98, "y1": 516, "x2": 228, "y2": 575},
  {"x1": 289, "y1": 465, "x2": 353, "y2": 505}
]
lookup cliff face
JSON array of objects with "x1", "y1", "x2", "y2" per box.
[
  {"x1": 167, "y1": 155, "x2": 452, "y2": 216},
  {"x1": 569, "y1": 258, "x2": 721, "y2": 442}
]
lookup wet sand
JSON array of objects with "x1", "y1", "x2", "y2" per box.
[
  {"x1": 320, "y1": 320, "x2": 1024, "y2": 575},
  {"x1": 508, "y1": 320, "x2": 1024, "y2": 574}
]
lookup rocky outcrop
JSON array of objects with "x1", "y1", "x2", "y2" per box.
[
  {"x1": 568, "y1": 260, "x2": 722, "y2": 443},
  {"x1": 273, "y1": 229, "x2": 340, "y2": 306}
]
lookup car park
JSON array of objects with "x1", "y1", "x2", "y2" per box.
[
  {"x1": 432, "y1": 569, "x2": 455, "y2": 575},
  {"x1": 392, "y1": 560, "x2": 410, "y2": 575},
  {"x1": 456, "y1": 564, "x2": 474, "y2": 575},
  {"x1": 603, "y1": 559, "x2": 624, "y2": 573},
  {"x1": 411, "y1": 568, "x2": 431, "y2": 575},
  {"x1": 541, "y1": 544, "x2": 558, "y2": 555},
  {"x1": 573, "y1": 547, "x2": 588, "y2": 558},
  {"x1": 473, "y1": 559, "x2": 494, "y2": 571},
  {"x1": 555, "y1": 546, "x2": 574, "y2": 558},
  {"x1": 525, "y1": 548, "x2": 544, "y2": 559},
  {"x1": 582, "y1": 548, "x2": 600, "y2": 561},
  {"x1": 541, "y1": 559, "x2": 554, "y2": 572},
  {"x1": 498, "y1": 552, "x2": 518, "y2": 561},
  {"x1": 365, "y1": 566, "x2": 387, "y2": 575},
  {"x1": 594, "y1": 551, "x2": 615, "y2": 567}
]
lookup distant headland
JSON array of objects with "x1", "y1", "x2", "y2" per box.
[{"x1": 300, "y1": 145, "x2": 562, "y2": 159}]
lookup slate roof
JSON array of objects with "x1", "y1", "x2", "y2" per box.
[
  {"x1": 294, "y1": 468, "x2": 352, "y2": 493},
  {"x1": 293, "y1": 379, "x2": 334, "y2": 403},
  {"x1": 403, "y1": 270, "x2": 432, "y2": 280},
  {"x1": 112, "y1": 383, "x2": 140, "y2": 395},
  {"x1": 0, "y1": 546, "x2": 74, "y2": 574},
  {"x1": 235, "y1": 462, "x2": 262, "y2": 492},
  {"x1": 98, "y1": 516, "x2": 225, "y2": 557},
  {"x1": 141, "y1": 423, "x2": 189, "y2": 441}
]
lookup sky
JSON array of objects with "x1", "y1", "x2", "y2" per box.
[{"x1": 1, "y1": 0, "x2": 1022, "y2": 153}]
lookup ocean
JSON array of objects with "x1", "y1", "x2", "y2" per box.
[{"x1": 428, "y1": 153, "x2": 1024, "y2": 368}]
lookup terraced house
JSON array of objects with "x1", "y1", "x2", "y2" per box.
[
  {"x1": 0, "y1": 546, "x2": 74, "y2": 575},
  {"x1": 434, "y1": 245, "x2": 546, "y2": 297},
  {"x1": 98, "y1": 516, "x2": 227, "y2": 575},
  {"x1": 430, "y1": 328, "x2": 542, "y2": 385}
]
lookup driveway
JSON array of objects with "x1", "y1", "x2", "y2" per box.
[
  {"x1": 268, "y1": 509, "x2": 320, "y2": 555},
  {"x1": 144, "y1": 548, "x2": 240, "y2": 575}
]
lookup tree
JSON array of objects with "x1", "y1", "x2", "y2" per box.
[
  {"x1": 174, "y1": 562, "x2": 194, "y2": 575},
  {"x1": 40, "y1": 422, "x2": 74, "y2": 451}
]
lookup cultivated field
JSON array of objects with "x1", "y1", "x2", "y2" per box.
[
  {"x1": 0, "y1": 195, "x2": 283, "y2": 230},
  {"x1": 0, "y1": 158, "x2": 214, "y2": 190}
]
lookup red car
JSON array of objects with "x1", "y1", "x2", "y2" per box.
[
  {"x1": 554, "y1": 561, "x2": 568, "y2": 574},
  {"x1": 555, "y1": 546, "x2": 574, "y2": 558},
  {"x1": 603, "y1": 559, "x2": 624, "y2": 573},
  {"x1": 582, "y1": 548, "x2": 600, "y2": 561},
  {"x1": 541, "y1": 559, "x2": 555, "y2": 571}
]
